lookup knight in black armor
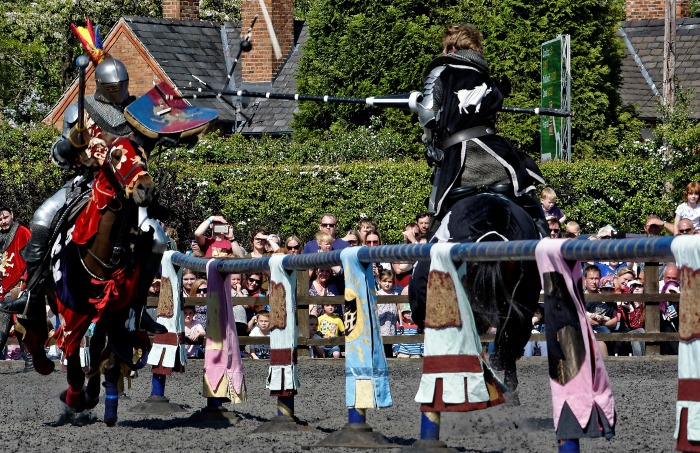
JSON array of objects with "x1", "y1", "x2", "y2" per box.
[
  {"x1": 0, "y1": 54, "x2": 168, "y2": 370},
  {"x1": 409, "y1": 24, "x2": 547, "y2": 331}
]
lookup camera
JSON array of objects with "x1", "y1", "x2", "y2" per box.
[{"x1": 213, "y1": 224, "x2": 228, "y2": 234}]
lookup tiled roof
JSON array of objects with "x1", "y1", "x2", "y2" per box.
[
  {"x1": 619, "y1": 18, "x2": 700, "y2": 120},
  {"x1": 123, "y1": 16, "x2": 305, "y2": 134}
]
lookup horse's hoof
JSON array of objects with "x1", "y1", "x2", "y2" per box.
[
  {"x1": 505, "y1": 390, "x2": 521, "y2": 407},
  {"x1": 60, "y1": 389, "x2": 86, "y2": 413}
]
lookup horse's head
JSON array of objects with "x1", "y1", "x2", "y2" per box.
[{"x1": 107, "y1": 137, "x2": 155, "y2": 206}]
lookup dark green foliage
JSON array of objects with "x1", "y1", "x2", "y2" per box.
[
  {"x1": 0, "y1": 122, "x2": 63, "y2": 223},
  {"x1": 294, "y1": 0, "x2": 634, "y2": 160}
]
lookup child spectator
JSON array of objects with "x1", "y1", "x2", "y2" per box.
[
  {"x1": 523, "y1": 306, "x2": 547, "y2": 357},
  {"x1": 674, "y1": 181, "x2": 700, "y2": 234},
  {"x1": 540, "y1": 187, "x2": 567, "y2": 223},
  {"x1": 393, "y1": 305, "x2": 423, "y2": 358},
  {"x1": 318, "y1": 304, "x2": 344, "y2": 358},
  {"x1": 183, "y1": 305, "x2": 206, "y2": 359},
  {"x1": 246, "y1": 310, "x2": 271, "y2": 360},
  {"x1": 308, "y1": 315, "x2": 326, "y2": 358},
  {"x1": 376, "y1": 268, "x2": 400, "y2": 358}
]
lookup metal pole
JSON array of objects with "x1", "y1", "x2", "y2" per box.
[{"x1": 177, "y1": 88, "x2": 575, "y2": 118}]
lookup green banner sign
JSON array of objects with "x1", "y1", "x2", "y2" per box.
[{"x1": 541, "y1": 37, "x2": 563, "y2": 161}]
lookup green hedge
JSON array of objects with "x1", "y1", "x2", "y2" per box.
[{"x1": 3, "y1": 121, "x2": 699, "y2": 250}]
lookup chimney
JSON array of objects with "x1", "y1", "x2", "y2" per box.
[
  {"x1": 625, "y1": 0, "x2": 690, "y2": 20},
  {"x1": 163, "y1": 0, "x2": 200, "y2": 20},
  {"x1": 241, "y1": 0, "x2": 294, "y2": 83}
]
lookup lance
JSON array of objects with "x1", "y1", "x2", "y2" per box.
[{"x1": 177, "y1": 88, "x2": 574, "y2": 117}]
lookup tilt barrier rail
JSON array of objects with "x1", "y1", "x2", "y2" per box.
[
  {"x1": 133, "y1": 235, "x2": 693, "y2": 453},
  {"x1": 159, "y1": 236, "x2": 679, "y2": 349}
]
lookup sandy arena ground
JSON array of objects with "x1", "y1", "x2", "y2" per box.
[{"x1": 0, "y1": 356, "x2": 677, "y2": 452}]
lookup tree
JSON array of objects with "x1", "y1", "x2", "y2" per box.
[{"x1": 0, "y1": 0, "x2": 161, "y2": 124}]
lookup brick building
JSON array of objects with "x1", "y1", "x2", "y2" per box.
[{"x1": 44, "y1": 0, "x2": 303, "y2": 135}]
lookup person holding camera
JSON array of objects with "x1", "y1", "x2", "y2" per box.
[{"x1": 194, "y1": 214, "x2": 245, "y2": 258}]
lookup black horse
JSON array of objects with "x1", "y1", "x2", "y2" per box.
[{"x1": 409, "y1": 192, "x2": 541, "y2": 394}]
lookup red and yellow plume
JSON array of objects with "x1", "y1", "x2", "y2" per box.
[{"x1": 71, "y1": 17, "x2": 106, "y2": 65}]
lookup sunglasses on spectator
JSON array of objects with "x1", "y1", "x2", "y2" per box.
[
  {"x1": 598, "y1": 235, "x2": 611, "y2": 240},
  {"x1": 196, "y1": 287, "x2": 208, "y2": 294},
  {"x1": 287, "y1": 244, "x2": 300, "y2": 250},
  {"x1": 366, "y1": 240, "x2": 380, "y2": 245},
  {"x1": 248, "y1": 278, "x2": 262, "y2": 284},
  {"x1": 254, "y1": 237, "x2": 266, "y2": 242},
  {"x1": 679, "y1": 228, "x2": 693, "y2": 234},
  {"x1": 321, "y1": 223, "x2": 336, "y2": 227},
  {"x1": 564, "y1": 232, "x2": 577, "y2": 238},
  {"x1": 550, "y1": 229, "x2": 560, "y2": 234},
  {"x1": 347, "y1": 240, "x2": 358, "y2": 245}
]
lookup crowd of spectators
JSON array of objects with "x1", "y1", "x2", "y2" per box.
[
  {"x1": 128, "y1": 181, "x2": 700, "y2": 364},
  {"x1": 523, "y1": 183, "x2": 699, "y2": 358}
]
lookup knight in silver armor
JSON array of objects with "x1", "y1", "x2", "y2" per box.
[{"x1": 1, "y1": 56, "x2": 167, "y2": 334}]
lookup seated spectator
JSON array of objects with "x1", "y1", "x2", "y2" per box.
[
  {"x1": 615, "y1": 266, "x2": 636, "y2": 291},
  {"x1": 186, "y1": 238, "x2": 204, "y2": 257},
  {"x1": 376, "y1": 268, "x2": 400, "y2": 358},
  {"x1": 303, "y1": 213, "x2": 350, "y2": 253},
  {"x1": 318, "y1": 304, "x2": 344, "y2": 358},
  {"x1": 523, "y1": 306, "x2": 547, "y2": 357},
  {"x1": 194, "y1": 214, "x2": 245, "y2": 258},
  {"x1": 309, "y1": 267, "x2": 339, "y2": 297},
  {"x1": 246, "y1": 310, "x2": 271, "y2": 360},
  {"x1": 546, "y1": 216, "x2": 561, "y2": 239},
  {"x1": 660, "y1": 264, "x2": 680, "y2": 355},
  {"x1": 316, "y1": 231, "x2": 334, "y2": 252},
  {"x1": 230, "y1": 273, "x2": 248, "y2": 343},
  {"x1": 393, "y1": 305, "x2": 423, "y2": 358},
  {"x1": 341, "y1": 230, "x2": 361, "y2": 247},
  {"x1": 564, "y1": 221, "x2": 580, "y2": 239},
  {"x1": 357, "y1": 218, "x2": 378, "y2": 243},
  {"x1": 181, "y1": 269, "x2": 197, "y2": 299},
  {"x1": 540, "y1": 187, "x2": 567, "y2": 223},
  {"x1": 615, "y1": 279, "x2": 645, "y2": 356},
  {"x1": 284, "y1": 235, "x2": 303, "y2": 255},
  {"x1": 183, "y1": 305, "x2": 206, "y2": 358},
  {"x1": 673, "y1": 181, "x2": 700, "y2": 234},
  {"x1": 248, "y1": 227, "x2": 279, "y2": 258},
  {"x1": 402, "y1": 222, "x2": 423, "y2": 244},
  {"x1": 584, "y1": 266, "x2": 616, "y2": 357},
  {"x1": 189, "y1": 278, "x2": 208, "y2": 326},
  {"x1": 677, "y1": 218, "x2": 695, "y2": 236},
  {"x1": 243, "y1": 273, "x2": 266, "y2": 297},
  {"x1": 148, "y1": 277, "x2": 161, "y2": 297},
  {"x1": 416, "y1": 212, "x2": 431, "y2": 240},
  {"x1": 308, "y1": 315, "x2": 326, "y2": 358}
]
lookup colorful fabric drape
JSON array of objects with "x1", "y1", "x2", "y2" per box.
[
  {"x1": 671, "y1": 235, "x2": 700, "y2": 452},
  {"x1": 0, "y1": 223, "x2": 30, "y2": 300},
  {"x1": 147, "y1": 251, "x2": 186, "y2": 374},
  {"x1": 414, "y1": 242, "x2": 504, "y2": 412},
  {"x1": 202, "y1": 259, "x2": 245, "y2": 402},
  {"x1": 266, "y1": 254, "x2": 300, "y2": 396},
  {"x1": 535, "y1": 239, "x2": 615, "y2": 440},
  {"x1": 341, "y1": 247, "x2": 392, "y2": 409}
]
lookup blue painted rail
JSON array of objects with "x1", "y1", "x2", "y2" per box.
[{"x1": 171, "y1": 236, "x2": 675, "y2": 273}]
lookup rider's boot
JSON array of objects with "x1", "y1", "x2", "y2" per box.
[
  {"x1": 19, "y1": 340, "x2": 34, "y2": 373},
  {"x1": 3, "y1": 225, "x2": 55, "y2": 375},
  {"x1": 0, "y1": 309, "x2": 15, "y2": 357},
  {"x1": 133, "y1": 251, "x2": 167, "y2": 334}
]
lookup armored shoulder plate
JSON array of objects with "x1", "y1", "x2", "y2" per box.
[{"x1": 417, "y1": 65, "x2": 445, "y2": 128}]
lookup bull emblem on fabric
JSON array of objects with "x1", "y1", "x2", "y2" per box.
[{"x1": 455, "y1": 83, "x2": 492, "y2": 114}]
